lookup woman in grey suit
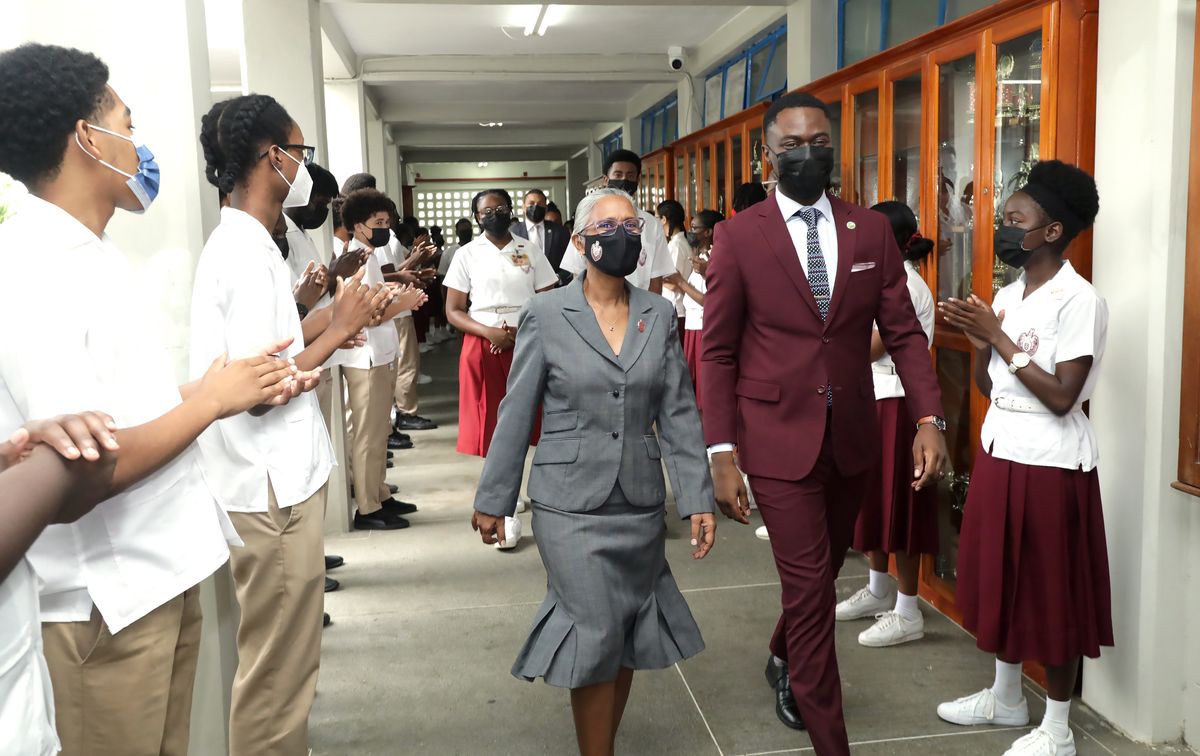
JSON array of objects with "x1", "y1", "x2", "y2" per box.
[{"x1": 472, "y1": 188, "x2": 716, "y2": 755}]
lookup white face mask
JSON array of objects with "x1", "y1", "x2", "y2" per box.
[{"x1": 274, "y1": 148, "x2": 313, "y2": 208}]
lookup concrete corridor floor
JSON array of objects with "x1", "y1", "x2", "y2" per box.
[{"x1": 312, "y1": 338, "x2": 1181, "y2": 756}]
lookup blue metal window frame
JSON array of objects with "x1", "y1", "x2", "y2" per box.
[
  {"x1": 639, "y1": 94, "x2": 678, "y2": 153},
  {"x1": 837, "y1": 0, "x2": 950, "y2": 69},
  {"x1": 600, "y1": 128, "x2": 624, "y2": 163},
  {"x1": 703, "y1": 21, "x2": 787, "y2": 125}
]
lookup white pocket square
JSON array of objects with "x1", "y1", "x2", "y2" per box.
[{"x1": 850, "y1": 262, "x2": 876, "y2": 272}]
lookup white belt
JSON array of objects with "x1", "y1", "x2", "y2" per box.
[
  {"x1": 992, "y1": 396, "x2": 1051, "y2": 414},
  {"x1": 476, "y1": 305, "x2": 522, "y2": 314},
  {"x1": 872, "y1": 364, "x2": 896, "y2": 375}
]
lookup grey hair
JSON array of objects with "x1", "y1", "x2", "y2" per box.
[{"x1": 573, "y1": 187, "x2": 637, "y2": 234}]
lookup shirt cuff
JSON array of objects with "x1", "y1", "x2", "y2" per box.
[{"x1": 706, "y1": 443, "x2": 736, "y2": 457}]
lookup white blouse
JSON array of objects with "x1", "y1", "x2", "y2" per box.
[
  {"x1": 334, "y1": 238, "x2": 401, "y2": 369},
  {"x1": 444, "y1": 235, "x2": 557, "y2": 328},
  {"x1": 872, "y1": 261, "x2": 935, "y2": 400},
  {"x1": 980, "y1": 260, "x2": 1107, "y2": 471}
]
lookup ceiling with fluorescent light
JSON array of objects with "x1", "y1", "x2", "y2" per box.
[{"x1": 206, "y1": 1, "x2": 781, "y2": 164}]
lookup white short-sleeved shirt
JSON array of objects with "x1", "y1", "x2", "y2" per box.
[
  {"x1": 561, "y1": 206, "x2": 675, "y2": 289},
  {"x1": 336, "y1": 238, "x2": 400, "y2": 369},
  {"x1": 0, "y1": 561, "x2": 58, "y2": 756},
  {"x1": 663, "y1": 231, "x2": 692, "y2": 316},
  {"x1": 683, "y1": 266, "x2": 707, "y2": 331},
  {"x1": 0, "y1": 196, "x2": 236, "y2": 632},
  {"x1": 873, "y1": 260, "x2": 935, "y2": 400},
  {"x1": 444, "y1": 235, "x2": 557, "y2": 328},
  {"x1": 386, "y1": 233, "x2": 413, "y2": 320},
  {"x1": 190, "y1": 207, "x2": 334, "y2": 512},
  {"x1": 980, "y1": 260, "x2": 1107, "y2": 471}
]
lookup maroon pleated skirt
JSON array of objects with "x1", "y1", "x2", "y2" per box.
[
  {"x1": 852, "y1": 396, "x2": 939, "y2": 556},
  {"x1": 956, "y1": 448, "x2": 1114, "y2": 665},
  {"x1": 457, "y1": 333, "x2": 540, "y2": 457},
  {"x1": 682, "y1": 328, "x2": 703, "y2": 412}
]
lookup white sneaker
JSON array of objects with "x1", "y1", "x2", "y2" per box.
[
  {"x1": 937, "y1": 688, "x2": 1030, "y2": 727},
  {"x1": 417, "y1": 373, "x2": 433, "y2": 385},
  {"x1": 858, "y1": 610, "x2": 924, "y2": 647},
  {"x1": 1003, "y1": 727, "x2": 1076, "y2": 756},
  {"x1": 755, "y1": 525, "x2": 770, "y2": 541},
  {"x1": 495, "y1": 515, "x2": 521, "y2": 550},
  {"x1": 835, "y1": 585, "x2": 896, "y2": 621},
  {"x1": 515, "y1": 498, "x2": 528, "y2": 514}
]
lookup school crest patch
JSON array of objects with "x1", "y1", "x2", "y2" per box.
[
  {"x1": 1017, "y1": 328, "x2": 1040, "y2": 356},
  {"x1": 590, "y1": 241, "x2": 603, "y2": 261},
  {"x1": 638, "y1": 250, "x2": 647, "y2": 267}
]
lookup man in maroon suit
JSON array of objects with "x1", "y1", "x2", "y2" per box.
[{"x1": 701, "y1": 92, "x2": 948, "y2": 755}]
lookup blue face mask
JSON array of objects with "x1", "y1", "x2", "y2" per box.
[{"x1": 76, "y1": 124, "x2": 161, "y2": 213}]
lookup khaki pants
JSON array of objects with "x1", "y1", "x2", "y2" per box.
[
  {"x1": 227, "y1": 482, "x2": 326, "y2": 756},
  {"x1": 394, "y1": 317, "x2": 420, "y2": 415},
  {"x1": 343, "y1": 362, "x2": 396, "y2": 515},
  {"x1": 42, "y1": 586, "x2": 202, "y2": 756}
]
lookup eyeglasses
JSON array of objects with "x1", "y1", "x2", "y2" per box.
[
  {"x1": 477, "y1": 206, "x2": 512, "y2": 219},
  {"x1": 260, "y1": 144, "x2": 316, "y2": 165},
  {"x1": 582, "y1": 217, "x2": 646, "y2": 236}
]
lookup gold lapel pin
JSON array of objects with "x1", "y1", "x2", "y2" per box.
[{"x1": 846, "y1": 221, "x2": 857, "y2": 230}]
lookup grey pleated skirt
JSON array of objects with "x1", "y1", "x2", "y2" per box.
[{"x1": 512, "y1": 487, "x2": 705, "y2": 689}]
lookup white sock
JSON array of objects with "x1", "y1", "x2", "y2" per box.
[
  {"x1": 868, "y1": 569, "x2": 891, "y2": 599},
  {"x1": 1041, "y1": 697, "x2": 1071, "y2": 740},
  {"x1": 894, "y1": 591, "x2": 920, "y2": 621},
  {"x1": 991, "y1": 659, "x2": 1024, "y2": 707}
]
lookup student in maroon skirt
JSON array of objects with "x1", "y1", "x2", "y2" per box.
[
  {"x1": 665, "y1": 209, "x2": 722, "y2": 412},
  {"x1": 937, "y1": 160, "x2": 1108, "y2": 756},
  {"x1": 444, "y1": 189, "x2": 558, "y2": 459},
  {"x1": 835, "y1": 201, "x2": 937, "y2": 648}
]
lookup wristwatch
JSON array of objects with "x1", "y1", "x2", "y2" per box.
[
  {"x1": 916, "y1": 415, "x2": 947, "y2": 432},
  {"x1": 1008, "y1": 352, "x2": 1031, "y2": 374}
]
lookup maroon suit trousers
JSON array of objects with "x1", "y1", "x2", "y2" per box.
[{"x1": 750, "y1": 421, "x2": 866, "y2": 756}]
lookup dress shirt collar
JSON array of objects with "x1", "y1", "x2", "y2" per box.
[
  {"x1": 525, "y1": 218, "x2": 543, "y2": 231},
  {"x1": 15, "y1": 194, "x2": 105, "y2": 251},
  {"x1": 775, "y1": 189, "x2": 834, "y2": 225}
]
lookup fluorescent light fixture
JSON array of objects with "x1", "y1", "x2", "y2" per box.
[
  {"x1": 524, "y1": 4, "x2": 551, "y2": 37},
  {"x1": 478, "y1": 122, "x2": 504, "y2": 128},
  {"x1": 478, "y1": 162, "x2": 490, "y2": 168}
]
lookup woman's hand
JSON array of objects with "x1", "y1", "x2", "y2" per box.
[
  {"x1": 1, "y1": 412, "x2": 120, "y2": 469},
  {"x1": 472, "y1": 510, "x2": 507, "y2": 547},
  {"x1": 293, "y1": 261, "x2": 328, "y2": 309},
  {"x1": 711, "y1": 452, "x2": 750, "y2": 524},
  {"x1": 487, "y1": 325, "x2": 516, "y2": 354},
  {"x1": 196, "y1": 353, "x2": 297, "y2": 418},
  {"x1": 690, "y1": 513, "x2": 716, "y2": 559},
  {"x1": 691, "y1": 257, "x2": 709, "y2": 276},
  {"x1": 939, "y1": 295, "x2": 1004, "y2": 349}
]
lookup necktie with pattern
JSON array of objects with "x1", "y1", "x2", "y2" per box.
[{"x1": 796, "y1": 207, "x2": 833, "y2": 405}]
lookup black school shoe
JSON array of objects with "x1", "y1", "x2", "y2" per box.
[
  {"x1": 395, "y1": 414, "x2": 438, "y2": 431},
  {"x1": 382, "y1": 498, "x2": 418, "y2": 516},
  {"x1": 325, "y1": 577, "x2": 340, "y2": 593},
  {"x1": 388, "y1": 483, "x2": 399, "y2": 495},
  {"x1": 353, "y1": 511, "x2": 410, "y2": 530},
  {"x1": 325, "y1": 554, "x2": 344, "y2": 570},
  {"x1": 388, "y1": 433, "x2": 414, "y2": 451}
]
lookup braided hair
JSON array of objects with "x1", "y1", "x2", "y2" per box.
[{"x1": 199, "y1": 94, "x2": 294, "y2": 195}]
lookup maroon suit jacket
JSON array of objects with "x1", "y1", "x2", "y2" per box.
[{"x1": 700, "y1": 193, "x2": 944, "y2": 481}]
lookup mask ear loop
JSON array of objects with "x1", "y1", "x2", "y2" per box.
[{"x1": 75, "y1": 130, "x2": 136, "y2": 180}]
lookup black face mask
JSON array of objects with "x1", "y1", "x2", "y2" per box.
[
  {"x1": 608, "y1": 179, "x2": 639, "y2": 196},
  {"x1": 296, "y1": 206, "x2": 329, "y2": 230},
  {"x1": 526, "y1": 204, "x2": 547, "y2": 224},
  {"x1": 273, "y1": 235, "x2": 289, "y2": 259},
  {"x1": 366, "y1": 226, "x2": 391, "y2": 249},
  {"x1": 685, "y1": 231, "x2": 702, "y2": 248},
  {"x1": 480, "y1": 210, "x2": 512, "y2": 236},
  {"x1": 583, "y1": 227, "x2": 643, "y2": 278},
  {"x1": 769, "y1": 145, "x2": 834, "y2": 203},
  {"x1": 994, "y1": 223, "x2": 1049, "y2": 268}
]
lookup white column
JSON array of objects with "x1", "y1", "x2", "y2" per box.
[
  {"x1": 384, "y1": 140, "x2": 401, "y2": 207},
  {"x1": 677, "y1": 76, "x2": 704, "y2": 138},
  {"x1": 10, "y1": 1, "x2": 234, "y2": 753},
  {"x1": 365, "y1": 100, "x2": 387, "y2": 194},
  {"x1": 1087, "y1": 0, "x2": 1196, "y2": 744},
  {"x1": 786, "y1": 0, "x2": 838, "y2": 89}
]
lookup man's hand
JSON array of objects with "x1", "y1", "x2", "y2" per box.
[
  {"x1": 330, "y1": 267, "x2": 377, "y2": 338},
  {"x1": 367, "y1": 285, "x2": 396, "y2": 327},
  {"x1": 328, "y1": 245, "x2": 369, "y2": 286},
  {"x1": 711, "y1": 452, "x2": 750, "y2": 524},
  {"x1": 690, "y1": 513, "x2": 716, "y2": 559},
  {"x1": 196, "y1": 353, "x2": 297, "y2": 418},
  {"x1": 912, "y1": 424, "x2": 950, "y2": 490},
  {"x1": 1, "y1": 412, "x2": 120, "y2": 470},
  {"x1": 391, "y1": 283, "x2": 429, "y2": 313},
  {"x1": 472, "y1": 511, "x2": 507, "y2": 546},
  {"x1": 293, "y1": 261, "x2": 328, "y2": 309},
  {"x1": 340, "y1": 330, "x2": 367, "y2": 350}
]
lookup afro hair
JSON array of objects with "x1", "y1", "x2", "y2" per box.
[
  {"x1": 1025, "y1": 159, "x2": 1099, "y2": 242},
  {"x1": 0, "y1": 44, "x2": 113, "y2": 186},
  {"x1": 340, "y1": 188, "x2": 395, "y2": 229}
]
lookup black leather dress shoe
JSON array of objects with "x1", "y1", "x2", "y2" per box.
[
  {"x1": 324, "y1": 576, "x2": 339, "y2": 593},
  {"x1": 323, "y1": 612, "x2": 331, "y2": 628},
  {"x1": 387, "y1": 483, "x2": 399, "y2": 495},
  {"x1": 325, "y1": 554, "x2": 344, "y2": 571},
  {"x1": 765, "y1": 655, "x2": 806, "y2": 731},
  {"x1": 353, "y1": 511, "x2": 409, "y2": 530},
  {"x1": 387, "y1": 433, "x2": 414, "y2": 451},
  {"x1": 395, "y1": 414, "x2": 438, "y2": 431},
  {"x1": 382, "y1": 498, "x2": 418, "y2": 516},
  {"x1": 386, "y1": 459, "x2": 395, "y2": 469},
  {"x1": 387, "y1": 450, "x2": 394, "y2": 460}
]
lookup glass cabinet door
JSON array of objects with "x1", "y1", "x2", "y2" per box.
[
  {"x1": 688, "y1": 148, "x2": 699, "y2": 216},
  {"x1": 936, "y1": 54, "x2": 977, "y2": 302},
  {"x1": 749, "y1": 126, "x2": 765, "y2": 183},
  {"x1": 828, "y1": 103, "x2": 844, "y2": 198},
  {"x1": 854, "y1": 89, "x2": 880, "y2": 207},
  {"x1": 675, "y1": 153, "x2": 687, "y2": 215},
  {"x1": 891, "y1": 74, "x2": 923, "y2": 218},
  {"x1": 715, "y1": 140, "x2": 727, "y2": 213},
  {"x1": 700, "y1": 144, "x2": 712, "y2": 211},
  {"x1": 992, "y1": 31, "x2": 1044, "y2": 292},
  {"x1": 732, "y1": 133, "x2": 744, "y2": 189}
]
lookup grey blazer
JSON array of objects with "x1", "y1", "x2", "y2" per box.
[{"x1": 473, "y1": 276, "x2": 714, "y2": 519}]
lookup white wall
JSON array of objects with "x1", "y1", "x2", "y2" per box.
[{"x1": 1086, "y1": 0, "x2": 1197, "y2": 746}]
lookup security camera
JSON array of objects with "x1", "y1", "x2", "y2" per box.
[{"x1": 667, "y1": 46, "x2": 685, "y2": 72}]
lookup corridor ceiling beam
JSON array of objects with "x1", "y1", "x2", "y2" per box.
[
  {"x1": 342, "y1": 54, "x2": 681, "y2": 84},
  {"x1": 324, "y1": 0, "x2": 785, "y2": 5},
  {"x1": 401, "y1": 147, "x2": 579, "y2": 164}
]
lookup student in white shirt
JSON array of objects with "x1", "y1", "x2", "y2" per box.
[
  {"x1": 336, "y1": 189, "x2": 428, "y2": 530},
  {"x1": 194, "y1": 93, "x2": 381, "y2": 756},
  {"x1": 560, "y1": 149, "x2": 675, "y2": 292},
  {"x1": 835, "y1": 201, "x2": 938, "y2": 649},
  {"x1": 656, "y1": 199, "x2": 692, "y2": 334},
  {"x1": 664, "y1": 209, "x2": 720, "y2": 412},
  {"x1": 0, "y1": 45, "x2": 302, "y2": 756},
  {"x1": 445, "y1": 189, "x2": 558, "y2": 458},
  {"x1": 938, "y1": 161, "x2": 1108, "y2": 756}
]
